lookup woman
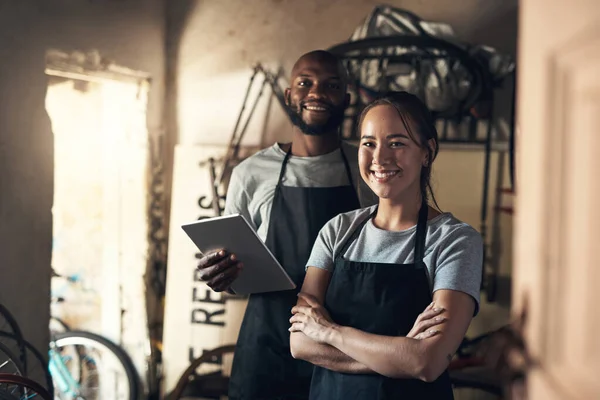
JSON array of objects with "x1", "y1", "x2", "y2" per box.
[{"x1": 289, "y1": 91, "x2": 483, "y2": 399}]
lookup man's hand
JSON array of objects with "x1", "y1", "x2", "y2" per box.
[{"x1": 196, "y1": 249, "x2": 243, "y2": 292}]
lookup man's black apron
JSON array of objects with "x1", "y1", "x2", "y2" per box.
[
  {"x1": 229, "y1": 146, "x2": 361, "y2": 399},
  {"x1": 309, "y1": 202, "x2": 454, "y2": 399}
]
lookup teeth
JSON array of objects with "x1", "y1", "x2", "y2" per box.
[
  {"x1": 305, "y1": 105, "x2": 327, "y2": 111},
  {"x1": 372, "y1": 171, "x2": 398, "y2": 179}
]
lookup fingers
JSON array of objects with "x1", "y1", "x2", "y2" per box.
[
  {"x1": 197, "y1": 249, "x2": 230, "y2": 270},
  {"x1": 291, "y1": 305, "x2": 310, "y2": 315},
  {"x1": 289, "y1": 313, "x2": 306, "y2": 324},
  {"x1": 424, "y1": 301, "x2": 435, "y2": 312},
  {"x1": 413, "y1": 329, "x2": 441, "y2": 340},
  {"x1": 207, "y1": 262, "x2": 243, "y2": 292},
  {"x1": 417, "y1": 309, "x2": 446, "y2": 324},
  {"x1": 198, "y1": 253, "x2": 240, "y2": 281},
  {"x1": 407, "y1": 303, "x2": 447, "y2": 338},
  {"x1": 413, "y1": 316, "x2": 447, "y2": 333},
  {"x1": 289, "y1": 314, "x2": 306, "y2": 332}
]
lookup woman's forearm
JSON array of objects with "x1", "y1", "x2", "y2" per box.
[
  {"x1": 326, "y1": 325, "x2": 429, "y2": 380},
  {"x1": 290, "y1": 332, "x2": 374, "y2": 374}
]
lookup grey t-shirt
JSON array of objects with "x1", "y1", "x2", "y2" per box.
[
  {"x1": 306, "y1": 206, "x2": 483, "y2": 314},
  {"x1": 224, "y1": 142, "x2": 378, "y2": 241}
]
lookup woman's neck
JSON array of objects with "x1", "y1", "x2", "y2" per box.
[{"x1": 374, "y1": 192, "x2": 425, "y2": 232}]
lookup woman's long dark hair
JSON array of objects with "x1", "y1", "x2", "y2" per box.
[{"x1": 357, "y1": 91, "x2": 441, "y2": 210}]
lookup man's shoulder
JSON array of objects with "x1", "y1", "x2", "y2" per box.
[
  {"x1": 232, "y1": 144, "x2": 283, "y2": 178},
  {"x1": 340, "y1": 140, "x2": 359, "y2": 159}
]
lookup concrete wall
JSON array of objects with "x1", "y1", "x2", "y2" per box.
[
  {"x1": 0, "y1": 0, "x2": 165, "y2": 358},
  {"x1": 166, "y1": 0, "x2": 519, "y2": 342}
]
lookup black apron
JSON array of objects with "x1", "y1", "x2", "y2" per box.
[
  {"x1": 229, "y1": 145, "x2": 361, "y2": 400},
  {"x1": 309, "y1": 202, "x2": 454, "y2": 400}
]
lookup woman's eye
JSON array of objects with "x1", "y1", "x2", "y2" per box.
[
  {"x1": 390, "y1": 142, "x2": 405, "y2": 148},
  {"x1": 361, "y1": 142, "x2": 374, "y2": 147}
]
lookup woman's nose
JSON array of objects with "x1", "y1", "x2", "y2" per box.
[{"x1": 373, "y1": 146, "x2": 391, "y2": 165}]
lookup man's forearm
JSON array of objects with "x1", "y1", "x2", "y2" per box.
[{"x1": 291, "y1": 333, "x2": 373, "y2": 374}]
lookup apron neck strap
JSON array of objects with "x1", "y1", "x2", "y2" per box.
[
  {"x1": 414, "y1": 200, "x2": 429, "y2": 266},
  {"x1": 339, "y1": 145, "x2": 357, "y2": 194},
  {"x1": 334, "y1": 200, "x2": 429, "y2": 263},
  {"x1": 335, "y1": 207, "x2": 377, "y2": 260},
  {"x1": 276, "y1": 145, "x2": 294, "y2": 185}
]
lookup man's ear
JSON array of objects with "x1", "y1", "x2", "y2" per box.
[{"x1": 284, "y1": 88, "x2": 291, "y2": 106}]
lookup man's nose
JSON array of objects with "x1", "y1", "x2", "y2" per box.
[{"x1": 307, "y1": 82, "x2": 327, "y2": 99}]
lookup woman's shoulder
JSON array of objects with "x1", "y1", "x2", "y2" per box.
[
  {"x1": 428, "y1": 212, "x2": 483, "y2": 245},
  {"x1": 322, "y1": 205, "x2": 376, "y2": 234}
]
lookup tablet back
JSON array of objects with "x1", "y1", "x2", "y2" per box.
[{"x1": 181, "y1": 214, "x2": 296, "y2": 295}]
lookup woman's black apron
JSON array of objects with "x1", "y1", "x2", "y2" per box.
[{"x1": 309, "y1": 202, "x2": 454, "y2": 399}]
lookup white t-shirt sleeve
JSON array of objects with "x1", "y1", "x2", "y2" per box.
[
  {"x1": 431, "y1": 225, "x2": 483, "y2": 315},
  {"x1": 223, "y1": 167, "x2": 256, "y2": 231},
  {"x1": 305, "y1": 215, "x2": 342, "y2": 272}
]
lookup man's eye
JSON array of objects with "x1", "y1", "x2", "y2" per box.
[
  {"x1": 298, "y1": 81, "x2": 310, "y2": 87},
  {"x1": 329, "y1": 83, "x2": 341, "y2": 89}
]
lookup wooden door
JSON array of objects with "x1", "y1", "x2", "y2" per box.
[{"x1": 513, "y1": 0, "x2": 600, "y2": 398}]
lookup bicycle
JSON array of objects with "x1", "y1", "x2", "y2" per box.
[
  {"x1": 0, "y1": 303, "x2": 54, "y2": 397},
  {"x1": 0, "y1": 373, "x2": 53, "y2": 400},
  {"x1": 50, "y1": 269, "x2": 142, "y2": 400}
]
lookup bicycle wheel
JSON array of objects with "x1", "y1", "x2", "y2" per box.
[
  {"x1": 0, "y1": 373, "x2": 53, "y2": 400},
  {"x1": 0, "y1": 305, "x2": 27, "y2": 374},
  {"x1": 52, "y1": 331, "x2": 140, "y2": 400},
  {"x1": 0, "y1": 333, "x2": 53, "y2": 395},
  {"x1": 0, "y1": 342, "x2": 23, "y2": 376}
]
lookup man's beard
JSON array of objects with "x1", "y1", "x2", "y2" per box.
[{"x1": 285, "y1": 101, "x2": 346, "y2": 136}]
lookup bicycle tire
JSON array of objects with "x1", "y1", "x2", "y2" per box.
[
  {"x1": 0, "y1": 342, "x2": 23, "y2": 376},
  {"x1": 0, "y1": 373, "x2": 53, "y2": 400},
  {"x1": 328, "y1": 35, "x2": 489, "y2": 119},
  {"x1": 0, "y1": 305, "x2": 27, "y2": 374},
  {"x1": 53, "y1": 331, "x2": 140, "y2": 400},
  {"x1": 0, "y1": 333, "x2": 53, "y2": 395}
]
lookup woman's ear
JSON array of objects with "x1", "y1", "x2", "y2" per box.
[{"x1": 424, "y1": 138, "x2": 437, "y2": 166}]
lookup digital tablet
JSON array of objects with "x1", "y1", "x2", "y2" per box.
[{"x1": 181, "y1": 214, "x2": 296, "y2": 295}]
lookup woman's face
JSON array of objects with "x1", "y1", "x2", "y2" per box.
[{"x1": 358, "y1": 105, "x2": 429, "y2": 202}]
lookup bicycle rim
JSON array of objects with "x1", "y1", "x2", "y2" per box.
[{"x1": 53, "y1": 331, "x2": 139, "y2": 400}]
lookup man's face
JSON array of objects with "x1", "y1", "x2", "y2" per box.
[{"x1": 284, "y1": 56, "x2": 349, "y2": 136}]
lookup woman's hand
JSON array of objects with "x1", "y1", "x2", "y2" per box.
[
  {"x1": 289, "y1": 292, "x2": 338, "y2": 344},
  {"x1": 406, "y1": 301, "x2": 447, "y2": 340}
]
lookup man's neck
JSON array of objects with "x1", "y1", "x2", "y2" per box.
[{"x1": 286, "y1": 128, "x2": 340, "y2": 157}]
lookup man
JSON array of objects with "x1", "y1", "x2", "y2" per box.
[{"x1": 197, "y1": 50, "x2": 373, "y2": 399}]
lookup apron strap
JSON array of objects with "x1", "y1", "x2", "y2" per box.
[
  {"x1": 277, "y1": 146, "x2": 294, "y2": 186},
  {"x1": 414, "y1": 200, "x2": 429, "y2": 267},
  {"x1": 278, "y1": 143, "x2": 357, "y2": 190},
  {"x1": 334, "y1": 200, "x2": 430, "y2": 265},
  {"x1": 339, "y1": 145, "x2": 357, "y2": 194},
  {"x1": 334, "y1": 208, "x2": 377, "y2": 261}
]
